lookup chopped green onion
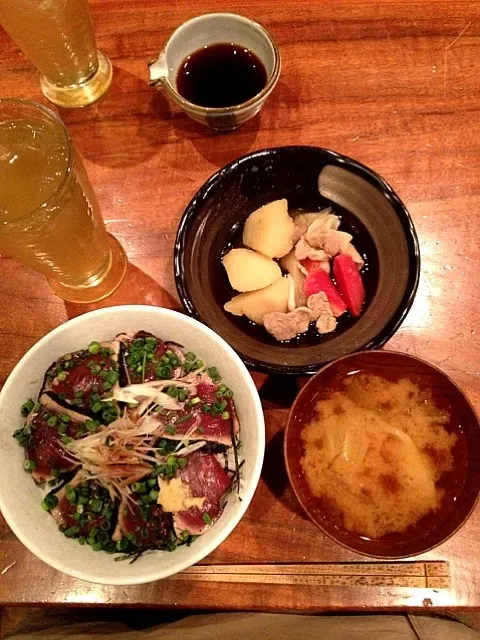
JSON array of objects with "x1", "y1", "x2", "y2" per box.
[
  {"x1": 61, "y1": 434, "x2": 72, "y2": 445},
  {"x1": 23, "y1": 459, "x2": 36, "y2": 471},
  {"x1": 91, "y1": 499, "x2": 103, "y2": 513},
  {"x1": 116, "y1": 538, "x2": 129, "y2": 551},
  {"x1": 41, "y1": 493, "x2": 58, "y2": 511},
  {"x1": 47, "y1": 415, "x2": 58, "y2": 427},
  {"x1": 57, "y1": 371, "x2": 68, "y2": 382},
  {"x1": 167, "y1": 386, "x2": 179, "y2": 398},
  {"x1": 58, "y1": 422, "x2": 68, "y2": 435},
  {"x1": 202, "y1": 513, "x2": 213, "y2": 525},
  {"x1": 175, "y1": 413, "x2": 193, "y2": 425},
  {"x1": 106, "y1": 370, "x2": 119, "y2": 384},
  {"x1": 60, "y1": 414, "x2": 70, "y2": 424},
  {"x1": 132, "y1": 482, "x2": 146, "y2": 494},
  {"x1": 156, "y1": 365, "x2": 172, "y2": 379},
  {"x1": 190, "y1": 397, "x2": 201, "y2": 405},
  {"x1": 63, "y1": 353, "x2": 72, "y2": 361},
  {"x1": 21, "y1": 400, "x2": 35, "y2": 417},
  {"x1": 151, "y1": 464, "x2": 166, "y2": 477},
  {"x1": 65, "y1": 485, "x2": 77, "y2": 504},
  {"x1": 148, "y1": 489, "x2": 159, "y2": 502},
  {"x1": 167, "y1": 456, "x2": 177, "y2": 467},
  {"x1": 78, "y1": 536, "x2": 86, "y2": 545},
  {"x1": 126, "y1": 533, "x2": 137, "y2": 544},
  {"x1": 147, "y1": 478, "x2": 157, "y2": 488},
  {"x1": 207, "y1": 367, "x2": 221, "y2": 382},
  {"x1": 74, "y1": 390, "x2": 84, "y2": 399},
  {"x1": 185, "y1": 352, "x2": 196, "y2": 362},
  {"x1": 164, "y1": 425, "x2": 176, "y2": 435},
  {"x1": 14, "y1": 429, "x2": 28, "y2": 445},
  {"x1": 177, "y1": 457, "x2": 187, "y2": 469},
  {"x1": 103, "y1": 507, "x2": 113, "y2": 520},
  {"x1": 64, "y1": 525, "x2": 79, "y2": 538},
  {"x1": 91, "y1": 401, "x2": 103, "y2": 413},
  {"x1": 88, "y1": 341, "x2": 101, "y2": 354},
  {"x1": 85, "y1": 419, "x2": 97, "y2": 432},
  {"x1": 97, "y1": 531, "x2": 109, "y2": 543},
  {"x1": 221, "y1": 411, "x2": 230, "y2": 420}
]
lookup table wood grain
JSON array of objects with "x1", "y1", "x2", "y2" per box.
[{"x1": 1, "y1": 0, "x2": 480, "y2": 612}]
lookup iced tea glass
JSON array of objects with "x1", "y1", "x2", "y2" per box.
[
  {"x1": 0, "y1": 0, "x2": 112, "y2": 108},
  {"x1": 0, "y1": 99, "x2": 127, "y2": 303}
]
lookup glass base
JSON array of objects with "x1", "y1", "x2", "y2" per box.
[
  {"x1": 48, "y1": 235, "x2": 127, "y2": 303},
  {"x1": 40, "y1": 50, "x2": 113, "y2": 108}
]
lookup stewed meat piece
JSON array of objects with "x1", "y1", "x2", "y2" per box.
[
  {"x1": 307, "y1": 292, "x2": 337, "y2": 335},
  {"x1": 263, "y1": 308, "x2": 313, "y2": 341}
]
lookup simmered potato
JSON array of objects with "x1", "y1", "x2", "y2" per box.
[
  {"x1": 222, "y1": 248, "x2": 282, "y2": 292},
  {"x1": 242, "y1": 199, "x2": 294, "y2": 259},
  {"x1": 224, "y1": 276, "x2": 290, "y2": 325}
]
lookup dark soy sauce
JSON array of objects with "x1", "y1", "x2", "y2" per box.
[{"x1": 176, "y1": 42, "x2": 268, "y2": 108}]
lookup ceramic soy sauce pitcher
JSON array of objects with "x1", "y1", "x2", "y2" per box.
[{"x1": 148, "y1": 12, "x2": 281, "y2": 131}]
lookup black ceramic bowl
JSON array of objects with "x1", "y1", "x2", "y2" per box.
[{"x1": 174, "y1": 146, "x2": 420, "y2": 375}]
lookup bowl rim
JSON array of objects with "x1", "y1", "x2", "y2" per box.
[
  {"x1": 0, "y1": 304, "x2": 265, "y2": 585},
  {"x1": 174, "y1": 145, "x2": 421, "y2": 375},
  {"x1": 283, "y1": 349, "x2": 480, "y2": 559}
]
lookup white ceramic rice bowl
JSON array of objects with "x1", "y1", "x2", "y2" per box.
[{"x1": 0, "y1": 305, "x2": 265, "y2": 585}]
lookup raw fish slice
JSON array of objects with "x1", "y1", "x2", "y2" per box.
[
  {"x1": 44, "y1": 340, "x2": 120, "y2": 413},
  {"x1": 112, "y1": 496, "x2": 172, "y2": 547},
  {"x1": 51, "y1": 472, "x2": 116, "y2": 539},
  {"x1": 166, "y1": 452, "x2": 232, "y2": 536},
  {"x1": 24, "y1": 395, "x2": 89, "y2": 482},
  {"x1": 143, "y1": 410, "x2": 234, "y2": 446},
  {"x1": 117, "y1": 331, "x2": 168, "y2": 384}
]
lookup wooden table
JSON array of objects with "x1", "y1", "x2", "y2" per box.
[{"x1": 1, "y1": 0, "x2": 480, "y2": 612}]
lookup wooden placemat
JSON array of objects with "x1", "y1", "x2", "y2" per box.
[{"x1": 170, "y1": 562, "x2": 450, "y2": 588}]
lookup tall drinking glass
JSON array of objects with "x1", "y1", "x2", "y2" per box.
[
  {"x1": 0, "y1": 0, "x2": 112, "y2": 108},
  {"x1": 0, "y1": 99, "x2": 127, "y2": 303}
]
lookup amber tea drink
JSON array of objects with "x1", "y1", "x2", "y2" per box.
[
  {"x1": 0, "y1": 0, "x2": 112, "y2": 108},
  {"x1": 0, "y1": 100, "x2": 126, "y2": 303}
]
